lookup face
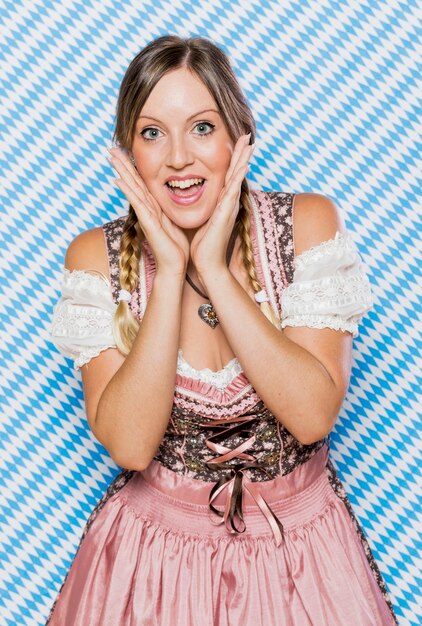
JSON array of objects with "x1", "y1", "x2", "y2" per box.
[{"x1": 131, "y1": 67, "x2": 235, "y2": 232}]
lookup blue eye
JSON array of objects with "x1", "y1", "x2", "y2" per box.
[
  {"x1": 141, "y1": 128, "x2": 162, "y2": 141},
  {"x1": 194, "y1": 122, "x2": 215, "y2": 136},
  {"x1": 140, "y1": 121, "x2": 216, "y2": 142}
]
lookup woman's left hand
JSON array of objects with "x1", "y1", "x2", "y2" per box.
[{"x1": 190, "y1": 133, "x2": 255, "y2": 277}]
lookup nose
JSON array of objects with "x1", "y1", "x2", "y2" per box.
[{"x1": 165, "y1": 135, "x2": 194, "y2": 169}]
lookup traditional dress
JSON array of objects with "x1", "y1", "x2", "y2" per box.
[{"x1": 46, "y1": 190, "x2": 398, "y2": 625}]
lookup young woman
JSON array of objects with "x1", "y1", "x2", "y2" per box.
[{"x1": 47, "y1": 35, "x2": 398, "y2": 625}]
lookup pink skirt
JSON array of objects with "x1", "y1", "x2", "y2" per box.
[{"x1": 46, "y1": 443, "x2": 396, "y2": 625}]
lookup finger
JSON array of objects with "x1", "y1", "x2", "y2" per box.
[
  {"x1": 229, "y1": 163, "x2": 249, "y2": 198},
  {"x1": 110, "y1": 157, "x2": 149, "y2": 206},
  {"x1": 110, "y1": 155, "x2": 144, "y2": 192},
  {"x1": 221, "y1": 155, "x2": 249, "y2": 196},
  {"x1": 157, "y1": 203, "x2": 178, "y2": 230},
  {"x1": 225, "y1": 144, "x2": 255, "y2": 185},
  {"x1": 224, "y1": 165, "x2": 249, "y2": 213},
  {"x1": 224, "y1": 134, "x2": 250, "y2": 185},
  {"x1": 109, "y1": 149, "x2": 148, "y2": 194},
  {"x1": 224, "y1": 146, "x2": 252, "y2": 196},
  {"x1": 213, "y1": 163, "x2": 248, "y2": 225},
  {"x1": 224, "y1": 134, "x2": 248, "y2": 183},
  {"x1": 108, "y1": 147, "x2": 139, "y2": 177},
  {"x1": 110, "y1": 153, "x2": 163, "y2": 219},
  {"x1": 113, "y1": 166, "x2": 164, "y2": 229},
  {"x1": 114, "y1": 178, "x2": 155, "y2": 224}
]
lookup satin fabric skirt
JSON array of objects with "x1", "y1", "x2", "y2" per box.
[{"x1": 46, "y1": 442, "x2": 395, "y2": 625}]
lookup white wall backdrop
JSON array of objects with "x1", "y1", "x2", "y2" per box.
[{"x1": 0, "y1": 1, "x2": 420, "y2": 624}]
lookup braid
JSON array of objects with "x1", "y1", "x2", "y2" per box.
[
  {"x1": 112, "y1": 205, "x2": 143, "y2": 355},
  {"x1": 238, "y1": 181, "x2": 281, "y2": 329}
]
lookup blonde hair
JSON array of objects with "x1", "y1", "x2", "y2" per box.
[{"x1": 111, "y1": 35, "x2": 280, "y2": 355}]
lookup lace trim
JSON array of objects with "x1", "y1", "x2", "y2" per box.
[
  {"x1": 74, "y1": 345, "x2": 119, "y2": 370},
  {"x1": 281, "y1": 272, "x2": 374, "y2": 316},
  {"x1": 177, "y1": 349, "x2": 243, "y2": 391},
  {"x1": 294, "y1": 230, "x2": 357, "y2": 270},
  {"x1": 62, "y1": 267, "x2": 111, "y2": 289},
  {"x1": 280, "y1": 314, "x2": 361, "y2": 337},
  {"x1": 51, "y1": 300, "x2": 116, "y2": 338}
]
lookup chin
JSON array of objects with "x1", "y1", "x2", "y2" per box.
[
  {"x1": 161, "y1": 197, "x2": 212, "y2": 222},
  {"x1": 170, "y1": 210, "x2": 212, "y2": 229}
]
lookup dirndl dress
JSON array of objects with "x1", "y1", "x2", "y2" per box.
[{"x1": 46, "y1": 190, "x2": 398, "y2": 625}]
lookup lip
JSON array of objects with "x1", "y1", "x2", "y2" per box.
[
  {"x1": 165, "y1": 180, "x2": 207, "y2": 206},
  {"x1": 164, "y1": 174, "x2": 205, "y2": 183}
]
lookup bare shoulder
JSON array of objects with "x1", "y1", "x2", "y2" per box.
[
  {"x1": 64, "y1": 226, "x2": 110, "y2": 281},
  {"x1": 292, "y1": 192, "x2": 347, "y2": 257}
]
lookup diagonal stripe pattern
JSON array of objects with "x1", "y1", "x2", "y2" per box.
[{"x1": 0, "y1": 0, "x2": 420, "y2": 624}]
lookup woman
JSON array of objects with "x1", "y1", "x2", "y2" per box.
[{"x1": 47, "y1": 35, "x2": 398, "y2": 625}]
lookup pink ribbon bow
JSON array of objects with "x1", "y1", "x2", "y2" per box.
[{"x1": 199, "y1": 414, "x2": 285, "y2": 547}]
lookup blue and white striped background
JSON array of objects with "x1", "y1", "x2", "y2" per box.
[{"x1": 0, "y1": 1, "x2": 420, "y2": 624}]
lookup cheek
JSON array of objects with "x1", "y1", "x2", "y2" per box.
[
  {"x1": 204, "y1": 143, "x2": 233, "y2": 179},
  {"x1": 133, "y1": 152, "x2": 157, "y2": 185}
]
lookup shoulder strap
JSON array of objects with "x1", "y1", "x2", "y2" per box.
[
  {"x1": 250, "y1": 190, "x2": 295, "y2": 320},
  {"x1": 102, "y1": 215, "x2": 128, "y2": 304},
  {"x1": 266, "y1": 191, "x2": 295, "y2": 286}
]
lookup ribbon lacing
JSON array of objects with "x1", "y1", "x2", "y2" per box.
[{"x1": 199, "y1": 412, "x2": 285, "y2": 546}]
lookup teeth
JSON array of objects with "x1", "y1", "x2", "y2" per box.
[{"x1": 167, "y1": 178, "x2": 204, "y2": 189}]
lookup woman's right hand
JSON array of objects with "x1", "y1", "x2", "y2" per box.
[{"x1": 108, "y1": 147, "x2": 190, "y2": 278}]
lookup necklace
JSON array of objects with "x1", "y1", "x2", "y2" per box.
[{"x1": 185, "y1": 222, "x2": 239, "y2": 329}]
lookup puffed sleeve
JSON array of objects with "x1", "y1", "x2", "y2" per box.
[
  {"x1": 280, "y1": 230, "x2": 374, "y2": 337},
  {"x1": 50, "y1": 268, "x2": 119, "y2": 370}
]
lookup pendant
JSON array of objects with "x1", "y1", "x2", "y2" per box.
[{"x1": 198, "y1": 303, "x2": 219, "y2": 329}]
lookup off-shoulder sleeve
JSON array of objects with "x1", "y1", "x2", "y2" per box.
[
  {"x1": 280, "y1": 230, "x2": 374, "y2": 337},
  {"x1": 50, "y1": 268, "x2": 119, "y2": 370}
]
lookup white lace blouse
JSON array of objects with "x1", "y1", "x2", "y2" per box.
[
  {"x1": 280, "y1": 230, "x2": 374, "y2": 334},
  {"x1": 50, "y1": 230, "x2": 374, "y2": 381}
]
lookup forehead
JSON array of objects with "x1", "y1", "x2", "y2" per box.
[{"x1": 139, "y1": 67, "x2": 218, "y2": 120}]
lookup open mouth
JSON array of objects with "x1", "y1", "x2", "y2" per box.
[{"x1": 165, "y1": 179, "x2": 205, "y2": 197}]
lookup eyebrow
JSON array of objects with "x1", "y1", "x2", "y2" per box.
[{"x1": 138, "y1": 108, "x2": 220, "y2": 123}]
